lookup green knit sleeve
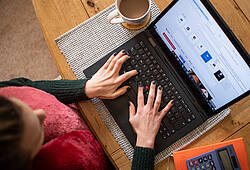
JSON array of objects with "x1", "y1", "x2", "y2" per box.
[
  {"x1": 0, "y1": 77, "x2": 89, "y2": 104},
  {"x1": 132, "y1": 146, "x2": 154, "y2": 170}
]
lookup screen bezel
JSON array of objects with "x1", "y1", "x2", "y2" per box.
[{"x1": 147, "y1": 0, "x2": 250, "y2": 115}]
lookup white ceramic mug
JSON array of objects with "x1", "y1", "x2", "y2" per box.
[{"x1": 107, "y1": 0, "x2": 151, "y2": 25}]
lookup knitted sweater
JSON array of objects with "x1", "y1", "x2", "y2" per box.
[{"x1": 0, "y1": 77, "x2": 154, "y2": 170}]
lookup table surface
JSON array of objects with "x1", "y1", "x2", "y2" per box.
[{"x1": 32, "y1": 0, "x2": 250, "y2": 169}]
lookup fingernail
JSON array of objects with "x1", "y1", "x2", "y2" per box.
[
  {"x1": 121, "y1": 49, "x2": 126, "y2": 54},
  {"x1": 152, "y1": 80, "x2": 156, "y2": 85},
  {"x1": 127, "y1": 86, "x2": 131, "y2": 89},
  {"x1": 158, "y1": 85, "x2": 163, "y2": 90},
  {"x1": 170, "y1": 100, "x2": 174, "y2": 104}
]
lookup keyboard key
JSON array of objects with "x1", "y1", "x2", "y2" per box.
[
  {"x1": 198, "y1": 158, "x2": 203, "y2": 164},
  {"x1": 141, "y1": 74, "x2": 146, "y2": 80},
  {"x1": 146, "y1": 70, "x2": 151, "y2": 76},
  {"x1": 171, "y1": 129, "x2": 176, "y2": 134},
  {"x1": 153, "y1": 69, "x2": 158, "y2": 75},
  {"x1": 172, "y1": 119, "x2": 186, "y2": 129},
  {"x1": 138, "y1": 60, "x2": 144, "y2": 65},
  {"x1": 201, "y1": 165, "x2": 205, "y2": 170},
  {"x1": 156, "y1": 74, "x2": 161, "y2": 81},
  {"x1": 160, "y1": 79, "x2": 165, "y2": 85},
  {"x1": 131, "y1": 47, "x2": 137, "y2": 55},
  {"x1": 142, "y1": 65, "x2": 147, "y2": 71},
  {"x1": 208, "y1": 154, "x2": 212, "y2": 160},
  {"x1": 164, "y1": 96, "x2": 170, "y2": 103},
  {"x1": 191, "y1": 114, "x2": 196, "y2": 120},
  {"x1": 135, "y1": 43, "x2": 141, "y2": 49},
  {"x1": 170, "y1": 117, "x2": 175, "y2": 121},
  {"x1": 166, "y1": 111, "x2": 173, "y2": 118},
  {"x1": 174, "y1": 112, "x2": 182, "y2": 119},
  {"x1": 162, "y1": 134, "x2": 167, "y2": 140},
  {"x1": 189, "y1": 161, "x2": 194, "y2": 167},
  {"x1": 142, "y1": 54, "x2": 148, "y2": 60},
  {"x1": 131, "y1": 59, "x2": 136, "y2": 65},
  {"x1": 138, "y1": 49, "x2": 144, "y2": 55},
  {"x1": 135, "y1": 55, "x2": 140, "y2": 60},
  {"x1": 165, "y1": 131, "x2": 171, "y2": 137},
  {"x1": 196, "y1": 166, "x2": 201, "y2": 170},
  {"x1": 145, "y1": 59, "x2": 151, "y2": 64},
  {"x1": 140, "y1": 41, "x2": 145, "y2": 47},
  {"x1": 127, "y1": 66, "x2": 133, "y2": 71},
  {"x1": 203, "y1": 156, "x2": 208, "y2": 162},
  {"x1": 149, "y1": 55, "x2": 154, "y2": 60},
  {"x1": 164, "y1": 85, "x2": 170, "y2": 91}
]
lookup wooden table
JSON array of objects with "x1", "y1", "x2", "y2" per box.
[{"x1": 32, "y1": 0, "x2": 250, "y2": 169}]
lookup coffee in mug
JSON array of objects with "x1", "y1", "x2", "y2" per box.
[
  {"x1": 107, "y1": 0, "x2": 151, "y2": 26},
  {"x1": 119, "y1": 0, "x2": 149, "y2": 19}
]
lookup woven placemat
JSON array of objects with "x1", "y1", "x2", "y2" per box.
[{"x1": 55, "y1": 1, "x2": 230, "y2": 164}]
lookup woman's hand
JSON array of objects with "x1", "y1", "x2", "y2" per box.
[
  {"x1": 85, "y1": 50, "x2": 137, "y2": 99},
  {"x1": 129, "y1": 81, "x2": 174, "y2": 148}
]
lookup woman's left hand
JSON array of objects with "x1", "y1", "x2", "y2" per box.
[{"x1": 85, "y1": 50, "x2": 138, "y2": 99}]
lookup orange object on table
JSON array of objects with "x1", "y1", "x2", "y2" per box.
[{"x1": 173, "y1": 138, "x2": 249, "y2": 170}]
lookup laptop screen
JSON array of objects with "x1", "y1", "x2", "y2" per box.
[{"x1": 153, "y1": 0, "x2": 250, "y2": 110}]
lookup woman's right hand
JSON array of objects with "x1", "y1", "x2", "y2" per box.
[{"x1": 129, "y1": 81, "x2": 174, "y2": 148}]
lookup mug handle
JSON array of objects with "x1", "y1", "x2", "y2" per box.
[{"x1": 107, "y1": 9, "x2": 124, "y2": 24}]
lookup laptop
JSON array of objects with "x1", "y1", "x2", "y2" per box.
[{"x1": 83, "y1": 0, "x2": 250, "y2": 154}]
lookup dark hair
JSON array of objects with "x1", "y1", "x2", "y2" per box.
[{"x1": 0, "y1": 96, "x2": 32, "y2": 170}]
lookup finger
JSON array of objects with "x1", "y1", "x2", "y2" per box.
[
  {"x1": 146, "y1": 81, "x2": 156, "y2": 107},
  {"x1": 129, "y1": 101, "x2": 136, "y2": 119},
  {"x1": 159, "y1": 100, "x2": 174, "y2": 119},
  {"x1": 118, "y1": 70, "x2": 138, "y2": 83},
  {"x1": 108, "y1": 86, "x2": 129, "y2": 99},
  {"x1": 153, "y1": 86, "x2": 163, "y2": 113},
  {"x1": 107, "y1": 50, "x2": 125, "y2": 71},
  {"x1": 113, "y1": 55, "x2": 130, "y2": 73},
  {"x1": 137, "y1": 86, "x2": 144, "y2": 108},
  {"x1": 102, "y1": 53, "x2": 116, "y2": 70}
]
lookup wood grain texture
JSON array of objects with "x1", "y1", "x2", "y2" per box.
[
  {"x1": 233, "y1": 0, "x2": 250, "y2": 21},
  {"x1": 81, "y1": 0, "x2": 115, "y2": 17},
  {"x1": 32, "y1": 0, "x2": 250, "y2": 169},
  {"x1": 209, "y1": 0, "x2": 250, "y2": 52},
  {"x1": 223, "y1": 123, "x2": 250, "y2": 165}
]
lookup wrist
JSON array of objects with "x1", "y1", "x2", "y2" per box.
[
  {"x1": 136, "y1": 136, "x2": 155, "y2": 149},
  {"x1": 85, "y1": 80, "x2": 99, "y2": 98}
]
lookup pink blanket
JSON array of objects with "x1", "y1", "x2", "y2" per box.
[{"x1": 0, "y1": 86, "x2": 88, "y2": 141}]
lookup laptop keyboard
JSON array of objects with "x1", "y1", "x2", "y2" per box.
[{"x1": 121, "y1": 40, "x2": 196, "y2": 140}]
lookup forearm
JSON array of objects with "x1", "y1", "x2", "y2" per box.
[
  {"x1": 132, "y1": 146, "x2": 154, "y2": 170},
  {"x1": 0, "y1": 77, "x2": 89, "y2": 104}
]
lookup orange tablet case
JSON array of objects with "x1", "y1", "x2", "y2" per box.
[{"x1": 173, "y1": 138, "x2": 249, "y2": 170}]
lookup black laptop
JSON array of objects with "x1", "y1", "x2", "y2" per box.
[{"x1": 83, "y1": 0, "x2": 250, "y2": 154}]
